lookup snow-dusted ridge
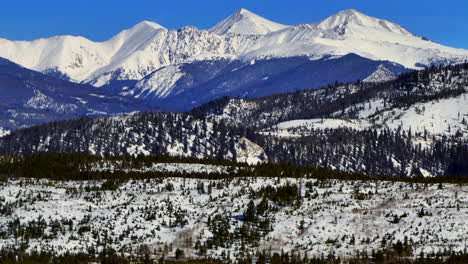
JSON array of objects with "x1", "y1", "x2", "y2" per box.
[{"x1": 0, "y1": 8, "x2": 467, "y2": 90}]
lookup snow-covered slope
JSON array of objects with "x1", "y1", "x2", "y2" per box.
[
  {"x1": 1, "y1": 177, "x2": 466, "y2": 259},
  {"x1": 315, "y1": 9, "x2": 414, "y2": 39},
  {"x1": 267, "y1": 90, "x2": 468, "y2": 138},
  {"x1": 210, "y1": 8, "x2": 288, "y2": 35},
  {"x1": 131, "y1": 54, "x2": 408, "y2": 111}
]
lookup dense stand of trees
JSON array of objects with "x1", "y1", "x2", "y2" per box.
[
  {"x1": 252, "y1": 128, "x2": 468, "y2": 178},
  {"x1": 0, "y1": 153, "x2": 466, "y2": 183},
  {"x1": 0, "y1": 113, "x2": 240, "y2": 162},
  {"x1": 0, "y1": 251, "x2": 466, "y2": 264}
]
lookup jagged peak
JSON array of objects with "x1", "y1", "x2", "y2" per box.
[{"x1": 210, "y1": 8, "x2": 288, "y2": 35}]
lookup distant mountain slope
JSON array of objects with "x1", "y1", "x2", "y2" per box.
[
  {"x1": 0, "y1": 58, "x2": 157, "y2": 130},
  {"x1": 131, "y1": 54, "x2": 408, "y2": 111},
  {"x1": 0, "y1": 9, "x2": 467, "y2": 110}
]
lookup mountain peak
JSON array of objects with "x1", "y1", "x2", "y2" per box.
[
  {"x1": 316, "y1": 9, "x2": 413, "y2": 37},
  {"x1": 236, "y1": 8, "x2": 251, "y2": 15},
  {"x1": 335, "y1": 9, "x2": 363, "y2": 16},
  {"x1": 132, "y1": 20, "x2": 165, "y2": 31},
  {"x1": 109, "y1": 20, "x2": 166, "y2": 43},
  {"x1": 210, "y1": 8, "x2": 288, "y2": 35}
]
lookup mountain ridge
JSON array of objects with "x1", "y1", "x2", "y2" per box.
[{"x1": 0, "y1": 9, "x2": 466, "y2": 83}]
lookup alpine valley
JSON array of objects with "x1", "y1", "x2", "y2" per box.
[{"x1": 0, "y1": 7, "x2": 467, "y2": 264}]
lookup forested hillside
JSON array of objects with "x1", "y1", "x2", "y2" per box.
[
  {"x1": 0, "y1": 113, "x2": 266, "y2": 165},
  {"x1": 193, "y1": 63, "x2": 468, "y2": 131}
]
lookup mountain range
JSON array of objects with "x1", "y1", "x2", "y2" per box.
[{"x1": 1, "y1": 9, "x2": 468, "y2": 111}]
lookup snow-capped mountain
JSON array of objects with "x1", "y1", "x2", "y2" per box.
[
  {"x1": 314, "y1": 9, "x2": 414, "y2": 38},
  {"x1": 0, "y1": 9, "x2": 467, "y2": 110},
  {"x1": 210, "y1": 8, "x2": 288, "y2": 35}
]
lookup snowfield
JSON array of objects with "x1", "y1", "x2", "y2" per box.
[{"x1": 0, "y1": 176, "x2": 466, "y2": 260}]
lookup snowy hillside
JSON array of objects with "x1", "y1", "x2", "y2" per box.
[
  {"x1": 199, "y1": 63, "x2": 468, "y2": 136},
  {"x1": 0, "y1": 177, "x2": 466, "y2": 260},
  {"x1": 0, "y1": 9, "x2": 467, "y2": 109},
  {"x1": 265, "y1": 93, "x2": 468, "y2": 139}
]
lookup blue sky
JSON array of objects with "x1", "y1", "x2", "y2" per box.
[{"x1": 1, "y1": 0, "x2": 467, "y2": 48}]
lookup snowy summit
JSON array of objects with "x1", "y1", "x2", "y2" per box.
[
  {"x1": 210, "y1": 8, "x2": 289, "y2": 35},
  {"x1": 315, "y1": 9, "x2": 413, "y2": 38}
]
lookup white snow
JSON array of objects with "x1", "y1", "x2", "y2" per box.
[
  {"x1": 235, "y1": 137, "x2": 268, "y2": 165},
  {"x1": 380, "y1": 93, "x2": 468, "y2": 136},
  {"x1": 0, "y1": 128, "x2": 9, "y2": 138},
  {"x1": 133, "y1": 65, "x2": 185, "y2": 99},
  {"x1": 278, "y1": 118, "x2": 370, "y2": 131},
  {"x1": 263, "y1": 118, "x2": 371, "y2": 137}
]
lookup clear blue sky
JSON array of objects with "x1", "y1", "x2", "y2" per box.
[{"x1": 1, "y1": 0, "x2": 467, "y2": 49}]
